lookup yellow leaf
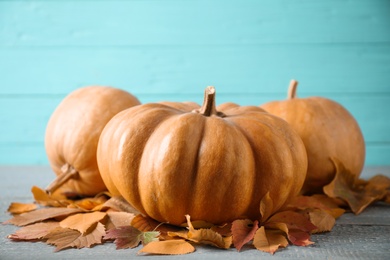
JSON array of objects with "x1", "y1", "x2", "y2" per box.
[
  {"x1": 260, "y1": 192, "x2": 273, "y2": 223},
  {"x1": 138, "y1": 240, "x2": 195, "y2": 255},
  {"x1": 31, "y1": 186, "x2": 70, "y2": 207},
  {"x1": 7, "y1": 202, "x2": 37, "y2": 214},
  {"x1": 253, "y1": 227, "x2": 288, "y2": 254},
  {"x1": 307, "y1": 209, "x2": 335, "y2": 233},
  {"x1": 185, "y1": 215, "x2": 232, "y2": 249},
  {"x1": 60, "y1": 212, "x2": 106, "y2": 234}
]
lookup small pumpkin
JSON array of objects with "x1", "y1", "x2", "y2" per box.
[
  {"x1": 97, "y1": 86, "x2": 307, "y2": 225},
  {"x1": 261, "y1": 80, "x2": 365, "y2": 194},
  {"x1": 45, "y1": 86, "x2": 141, "y2": 196}
]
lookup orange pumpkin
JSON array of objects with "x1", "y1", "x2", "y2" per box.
[
  {"x1": 261, "y1": 80, "x2": 365, "y2": 194},
  {"x1": 45, "y1": 86, "x2": 141, "y2": 196},
  {"x1": 97, "y1": 86, "x2": 307, "y2": 225}
]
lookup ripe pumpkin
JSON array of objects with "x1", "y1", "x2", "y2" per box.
[
  {"x1": 261, "y1": 80, "x2": 365, "y2": 194},
  {"x1": 97, "y1": 86, "x2": 307, "y2": 225},
  {"x1": 45, "y1": 86, "x2": 141, "y2": 196}
]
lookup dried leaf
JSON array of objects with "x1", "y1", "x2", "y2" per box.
[
  {"x1": 287, "y1": 229, "x2": 314, "y2": 246},
  {"x1": 44, "y1": 222, "x2": 105, "y2": 251},
  {"x1": 138, "y1": 240, "x2": 195, "y2": 255},
  {"x1": 253, "y1": 226, "x2": 288, "y2": 254},
  {"x1": 307, "y1": 209, "x2": 335, "y2": 233},
  {"x1": 323, "y1": 158, "x2": 387, "y2": 214},
  {"x1": 60, "y1": 212, "x2": 106, "y2": 234},
  {"x1": 31, "y1": 186, "x2": 71, "y2": 207},
  {"x1": 3, "y1": 207, "x2": 83, "y2": 226},
  {"x1": 260, "y1": 192, "x2": 273, "y2": 223},
  {"x1": 131, "y1": 214, "x2": 181, "y2": 240},
  {"x1": 7, "y1": 202, "x2": 37, "y2": 214},
  {"x1": 210, "y1": 223, "x2": 232, "y2": 237},
  {"x1": 8, "y1": 222, "x2": 60, "y2": 241},
  {"x1": 105, "y1": 212, "x2": 135, "y2": 230},
  {"x1": 69, "y1": 195, "x2": 108, "y2": 211},
  {"x1": 97, "y1": 196, "x2": 140, "y2": 213},
  {"x1": 185, "y1": 215, "x2": 232, "y2": 249},
  {"x1": 268, "y1": 211, "x2": 317, "y2": 233},
  {"x1": 231, "y1": 219, "x2": 259, "y2": 251},
  {"x1": 104, "y1": 226, "x2": 143, "y2": 249},
  {"x1": 288, "y1": 195, "x2": 346, "y2": 219}
]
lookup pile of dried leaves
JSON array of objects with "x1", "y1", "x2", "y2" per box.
[{"x1": 3, "y1": 159, "x2": 390, "y2": 255}]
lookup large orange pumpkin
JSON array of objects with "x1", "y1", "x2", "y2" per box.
[
  {"x1": 45, "y1": 86, "x2": 141, "y2": 196},
  {"x1": 97, "y1": 86, "x2": 307, "y2": 225},
  {"x1": 261, "y1": 80, "x2": 365, "y2": 194}
]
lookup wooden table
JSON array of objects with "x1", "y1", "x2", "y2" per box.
[{"x1": 1, "y1": 166, "x2": 389, "y2": 259}]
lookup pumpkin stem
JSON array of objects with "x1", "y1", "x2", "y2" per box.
[
  {"x1": 195, "y1": 86, "x2": 225, "y2": 117},
  {"x1": 45, "y1": 164, "x2": 79, "y2": 194},
  {"x1": 287, "y1": 79, "x2": 298, "y2": 99}
]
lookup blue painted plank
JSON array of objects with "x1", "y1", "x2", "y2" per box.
[
  {"x1": 0, "y1": 94, "x2": 389, "y2": 142},
  {"x1": 1, "y1": 44, "x2": 390, "y2": 95},
  {"x1": 0, "y1": 0, "x2": 389, "y2": 46}
]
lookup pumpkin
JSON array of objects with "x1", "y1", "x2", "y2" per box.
[
  {"x1": 261, "y1": 80, "x2": 365, "y2": 194},
  {"x1": 97, "y1": 86, "x2": 307, "y2": 225},
  {"x1": 45, "y1": 86, "x2": 141, "y2": 196}
]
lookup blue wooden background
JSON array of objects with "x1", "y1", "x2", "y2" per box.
[{"x1": 0, "y1": 0, "x2": 389, "y2": 165}]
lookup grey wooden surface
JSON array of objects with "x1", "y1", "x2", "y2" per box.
[{"x1": 1, "y1": 166, "x2": 389, "y2": 260}]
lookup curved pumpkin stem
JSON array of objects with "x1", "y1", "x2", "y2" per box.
[
  {"x1": 45, "y1": 163, "x2": 79, "y2": 194},
  {"x1": 287, "y1": 79, "x2": 299, "y2": 99},
  {"x1": 196, "y1": 86, "x2": 225, "y2": 117}
]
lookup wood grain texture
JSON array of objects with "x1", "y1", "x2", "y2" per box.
[{"x1": 0, "y1": 0, "x2": 389, "y2": 165}]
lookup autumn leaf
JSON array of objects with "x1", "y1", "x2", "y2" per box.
[
  {"x1": 253, "y1": 226, "x2": 288, "y2": 254},
  {"x1": 287, "y1": 229, "x2": 314, "y2": 246},
  {"x1": 7, "y1": 202, "x2": 37, "y2": 214},
  {"x1": 8, "y1": 222, "x2": 60, "y2": 241},
  {"x1": 287, "y1": 195, "x2": 345, "y2": 219},
  {"x1": 44, "y1": 222, "x2": 105, "y2": 251},
  {"x1": 260, "y1": 192, "x2": 273, "y2": 223},
  {"x1": 138, "y1": 240, "x2": 195, "y2": 255},
  {"x1": 31, "y1": 186, "x2": 71, "y2": 207},
  {"x1": 306, "y1": 209, "x2": 335, "y2": 233},
  {"x1": 268, "y1": 211, "x2": 317, "y2": 233},
  {"x1": 60, "y1": 211, "x2": 106, "y2": 234},
  {"x1": 104, "y1": 225, "x2": 159, "y2": 249},
  {"x1": 266, "y1": 210, "x2": 316, "y2": 246},
  {"x1": 105, "y1": 212, "x2": 135, "y2": 230},
  {"x1": 68, "y1": 195, "x2": 108, "y2": 211},
  {"x1": 3, "y1": 207, "x2": 84, "y2": 226},
  {"x1": 231, "y1": 219, "x2": 259, "y2": 251},
  {"x1": 131, "y1": 214, "x2": 181, "y2": 240},
  {"x1": 211, "y1": 223, "x2": 232, "y2": 237},
  {"x1": 184, "y1": 215, "x2": 232, "y2": 249},
  {"x1": 323, "y1": 158, "x2": 388, "y2": 214},
  {"x1": 96, "y1": 196, "x2": 140, "y2": 213}
]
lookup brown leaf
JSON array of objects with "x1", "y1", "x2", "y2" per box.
[
  {"x1": 210, "y1": 223, "x2": 232, "y2": 237},
  {"x1": 7, "y1": 202, "x2": 37, "y2": 214},
  {"x1": 104, "y1": 226, "x2": 143, "y2": 249},
  {"x1": 69, "y1": 195, "x2": 108, "y2": 211},
  {"x1": 44, "y1": 222, "x2": 105, "y2": 251},
  {"x1": 287, "y1": 195, "x2": 345, "y2": 219},
  {"x1": 307, "y1": 209, "x2": 335, "y2": 233},
  {"x1": 260, "y1": 192, "x2": 273, "y2": 223},
  {"x1": 231, "y1": 219, "x2": 259, "y2": 251},
  {"x1": 131, "y1": 214, "x2": 181, "y2": 240},
  {"x1": 31, "y1": 186, "x2": 71, "y2": 207},
  {"x1": 185, "y1": 215, "x2": 232, "y2": 249},
  {"x1": 8, "y1": 222, "x2": 60, "y2": 241},
  {"x1": 323, "y1": 158, "x2": 387, "y2": 214},
  {"x1": 105, "y1": 212, "x2": 135, "y2": 230},
  {"x1": 287, "y1": 229, "x2": 314, "y2": 246},
  {"x1": 138, "y1": 240, "x2": 195, "y2": 255},
  {"x1": 3, "y1": 207, "x2": 83, "y2": 226},
  {"x1": 253, "y1": 226, "x2": 288, "y2": 254},
  {"x1": 268, "y1": 211, "x2": 317, "y2": 233},
  {"x1": 97, "y1": 196, "x2": 140, "y2": 213},
  {"x1": 60, "y1": 212, "x2": 106, "y2": 234}
]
